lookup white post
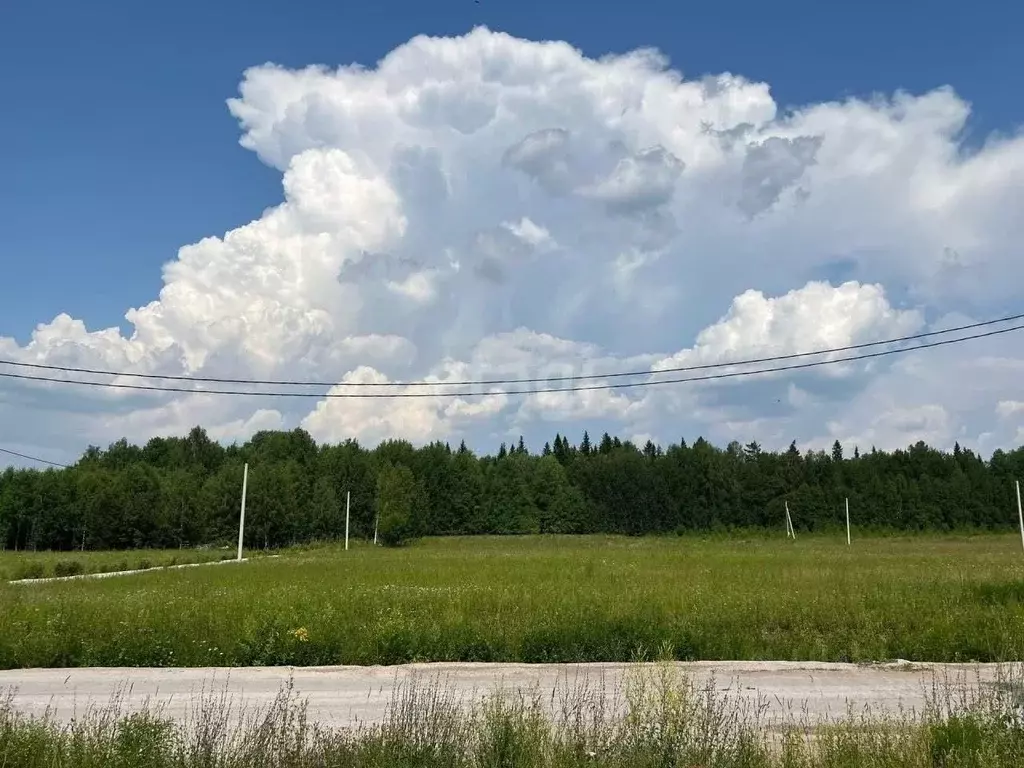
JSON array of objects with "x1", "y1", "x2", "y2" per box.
[
  {"x1": 1016, "y1": 480, "x2": 1023, "y2": 554},
  {"x1": 785, "y1": 501, "x2": 794, "y2": 539},
  {"x1": 374, "y1": 504, "x2": 380, "y2": 546},
  {"x1": 345, "y1": 491, "x2": 351, "y2": 551},
  {"x1": 846, "y1": 497, "x2": 851, "y2": 546},
  {"x1": 237, "y1": 462, "x2": 248, "y2": 561}
]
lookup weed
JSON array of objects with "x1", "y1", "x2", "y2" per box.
[
  {"x1": 52, "y1": 560, "x2": 84, "y2": 578},
  {"x1": 2, "y1": 666, "x2": 1023, "y2": 766}
]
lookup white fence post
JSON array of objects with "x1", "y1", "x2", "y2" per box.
[
  {"x1": 1016, "y1": 480, "x2": 1023, "y2": 554},
  {"x1": 345, "y1": 491, "x2": 351, "y2": 551},
  {"x1": 237, "y1": 462, "x2": 248, "y2": 561},
  {"x1": 846, "y1": 497, "x2": 851, "y2": 546}
]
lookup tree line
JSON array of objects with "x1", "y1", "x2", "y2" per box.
[{"x1": 1, "y1": 426, "x2": 1022, "y2": 550}]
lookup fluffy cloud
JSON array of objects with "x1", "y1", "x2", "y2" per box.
[
  {"x1": 653, "y1": 281, "x2": 924, "y2": 369},
  {"x1": 2, "y1": 27, "x2": 1023, "y2": 466},
  {"x1": 301, "y1": 365, "x2": 508, "y2": 446}
]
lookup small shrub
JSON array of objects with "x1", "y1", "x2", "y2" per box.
[
  {"x1": 136, "y1": 559, "x2": 153, "y2": 571},
  {"x1": 12, "y1": 562, "x2": 46, "y2": 581},
  {"x1": 53, "y1": 560, "x2": 84, "y2": 578}
]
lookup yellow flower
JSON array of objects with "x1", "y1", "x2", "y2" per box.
[{"x1": 290, "y1": 627, "x2": 309, "y2": 643}]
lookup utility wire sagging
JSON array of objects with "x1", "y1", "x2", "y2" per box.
[
  {"x1": 0, "y1": 315, "x2": 1021, "y2": 400},
  {"x1": 0, "y1": 446, "x2": 69, "y2": 468},
  {"x1": 1, "y1": 313, "x2": 1022, "y2": 388}
]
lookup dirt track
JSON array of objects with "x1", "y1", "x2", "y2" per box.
[{"x1": 3, "y1": 660, "x2": 1020, "y2": 729}]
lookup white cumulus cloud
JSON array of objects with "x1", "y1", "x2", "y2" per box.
[{"x1": 2, "y1": 27, "x2": 1023, "y2": 465}]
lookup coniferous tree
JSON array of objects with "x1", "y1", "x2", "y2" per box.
[{"x1": 832, "y1": 440, "x2": 844, "y2": 463}]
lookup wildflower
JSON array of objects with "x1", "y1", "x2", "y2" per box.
[{"x1": 290, "y1": 627, "x2": 310, "y2": 643}]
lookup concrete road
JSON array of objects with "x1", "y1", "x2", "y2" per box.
[{"x1": 1, "y1": 661, "x2": 1020, "y2": 730}]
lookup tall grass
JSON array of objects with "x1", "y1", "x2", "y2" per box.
[
  {"x1": 1, "y1": 534, "x2": 1023, "y2": 668},
  {"x1": 2, "y1": 665, "x2": 1023, "y2": 766},
  {"x1": 0, "y1": 547, "x2": 239, "y2": 581}
]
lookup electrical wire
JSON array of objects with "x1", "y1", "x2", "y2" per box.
[
  {"x1": 0, "y1": 321, "x2": 1020, "y2": 399},
  {"x1": 0, "y1": 446, "x2": 69, "y2": 468},
  {"x1": 0, "y1": 312, "x2": 1021, "y2": 388}
]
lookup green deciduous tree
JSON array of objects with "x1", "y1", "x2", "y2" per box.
[{"x1": 375, "y1": 463, "x2": 420, "y2": 546}]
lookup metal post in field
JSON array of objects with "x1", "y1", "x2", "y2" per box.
[
  {"x1": 345, "y1": 490, "x2": 350, "y2": 551},
  {"x1": 846, "y1": 497, "x2": 851, "y2": 546},
  {"x1": 1016, "y1": 480, "x2": 1023, "y2": 554},
  {"x1": 237, "y1": 462, "x2": 248, "y2": 561}
]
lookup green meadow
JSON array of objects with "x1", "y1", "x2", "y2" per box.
[{"x1": 2, "y1": 534, "x2": 1023, "y2": 669}]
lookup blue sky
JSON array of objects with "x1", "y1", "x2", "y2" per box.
[
  {"x1": 2, "y1": 0, "x2": 1024, "y2": 467},
  {"x1": 2, "y1": 0, "x2": 1021, "y2": 340}
]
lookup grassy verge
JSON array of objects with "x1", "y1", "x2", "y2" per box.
[
  {"x1": 0, "y1": 547, "x2": 243, "y2": 582},
  {"x1": 2, "y1": 665, "x2": 1023, "y2": 766},
  {"x1": 2, "y1": 534, "x2": 1024, "y2": 668}
]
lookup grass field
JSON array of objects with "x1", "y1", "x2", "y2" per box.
[
  {"x1": 3, "y1": 665, "x2": 1023, "y2": 766},
  {"x1": 1, "y1": 534, "x2": 1023, "y2": 669},
  {"x1": 0, "y1": 547, "x2": 240, "y2": 582}
]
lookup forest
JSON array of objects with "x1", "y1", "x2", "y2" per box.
[{"x1": 1, "y1": 427, "x2": 1022, "y2": 551}]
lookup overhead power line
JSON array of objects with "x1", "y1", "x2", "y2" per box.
[
  {"x1": 0, "y1": 446, "x2": 69, "y2": 468},
  {"x1": 0, "y1": 321, "x2": 1020, "y2": 399},
  {"x1": 0, "y1": 312, "x2": 1021, "y2": 388}
]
